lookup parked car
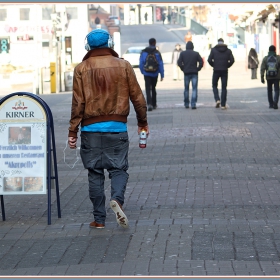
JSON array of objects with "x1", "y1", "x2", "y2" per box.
[
  {"x1": 122, "y1": 46, "x2": 146, "y2": 67},
  {"x1": 108, "y1": 15, "x2": 120, "y2": 26}
]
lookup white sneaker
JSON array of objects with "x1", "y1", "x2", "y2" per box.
[
  {"x1": 221, "y1": 106, "x2": 226, "y2": 110},
  {"x1": 110, "y1": 200, "x2": 129, "y2": 229},
  {"x1": 215, "y1": 100, "x2": 220, "y2": 108}
]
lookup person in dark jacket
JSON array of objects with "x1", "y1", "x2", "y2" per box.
[
  {"x1": 260, "y1": 45, "x2": 280, "y2": 109},
  {"x1": 177, "y1": 41, "x2": 203, "y2": 109},
  {"x1": 248, "y1": 48, "x2": 259, "y2": 79},
  {"x1": 139, "y1": 38, "x2": 164, "y2": 111},
  {"x1": 207, "y1": 38, "x2": 235, "y2": 109}
]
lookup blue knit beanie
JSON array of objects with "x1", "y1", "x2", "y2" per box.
[{"x1": 86, "y1": 29, "x2": 110, "y2": 50}]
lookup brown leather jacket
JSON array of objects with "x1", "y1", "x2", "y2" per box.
[{"x1": 68, "y1": 48, "x2": 148, "y2": 138}]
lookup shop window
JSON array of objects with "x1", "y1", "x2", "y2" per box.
[
  {"x1": 20, "y1": 8, "x2": 30, "y2": 20},
  {"x1": 0, "y1": 9, "x2": 7, "y2": 21},
  {"x1": 66, "y1": 7, "x2": 77, "y2": 20}
]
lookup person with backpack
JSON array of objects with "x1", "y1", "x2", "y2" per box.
[
  {"x1": 177, "y1": 41, "x2": 203, "y2": 109},
  {"x1": 207, "y1": 38, "x2": 235, "y2": 110},
  {"x1": 260, "y1": 45, "x2": 280, "y2": 109},
  {"x1": 139, "y1": 38, "x2": 164, "y2": 111}
]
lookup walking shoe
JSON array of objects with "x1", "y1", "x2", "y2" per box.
[
  {"x1": 221, "y1": 106, "x2": 226, "y2": 110},
  {"x1": 110, "y1": 200, "x2": 129, "y2": 229},
  {"x1": 89, "y1": 221, "x2": 105, "y2": 229},
  {"x1": 192, "y1": 106, "x2": 196, "y2": 109},
  {"x1": 185, "y1": 105, "x2": 189, "y2": 109},
  {"x1": 148, "y1": 105, "x2": 153, "y2": 111},
  {"x1": 215, "y1": 100, "x2": 220, "y2": 108},
  {"x1": 153, "y1": 105, "x2": 157, "y2": 109},
  {"x1": 274, "y1": 103, "x2": 278, "y2": 109}
]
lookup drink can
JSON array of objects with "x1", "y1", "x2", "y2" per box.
[{"x1": 139, "y1": 130, "x2": 147, "y2": 148}]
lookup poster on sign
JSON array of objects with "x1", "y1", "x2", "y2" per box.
[{"x1": 0, "y1": 95, "x2": 47, "y2": 195}]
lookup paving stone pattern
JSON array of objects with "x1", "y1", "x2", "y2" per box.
[{"x1": 1, "y1": 61, "x2": 280, "y2": 276}]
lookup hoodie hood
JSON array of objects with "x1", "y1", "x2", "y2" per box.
[
  {"x1": 214, "y1": 43, "x2": 228, "y2": 53},
  {"x1": 143, "y1": 46, "x2": 157, "y2": 53},
  {"x1": 186, "y1": 41, "x2": 194, "y2": 50}
]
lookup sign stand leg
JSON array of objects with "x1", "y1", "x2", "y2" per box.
[
  {"x1": 50, "y1": 112, "x2": 61, "y2": 218},
  {"x1": 1, "y1": 195, "x2": 6, "y2": 221}
]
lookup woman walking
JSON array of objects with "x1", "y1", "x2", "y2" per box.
[{"x1": 248, "y1": 48, "x2": 259, "y2": 79}]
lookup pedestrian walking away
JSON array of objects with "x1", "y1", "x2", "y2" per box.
[
  {"x1": 248, "y1": 47, "x2": 259, "y2": 79},
  {"x1": 68, "y1": 29, "x2": 149, "y2": 229},
  {"x1": 144, "y1": 12, "x2": 148, "y2": 23},
  {"x1": 172, "y1": 43, "x2": 183, "y2": 81},
  {"x1": 260, "y1": 45, "x2": 280, "y2": 109},
  {"x1": 207, "y1": 38, "x2": 235, "y2": 109},
  {"x1": 139, "y1": 37, "x2": 164, "y2": 111},
  {"x1": 161, "y1": 13, "x2": 166, "y2": 24},
  {"x1": 177, "y1": 41, "x2": 203, "y2": 109}
]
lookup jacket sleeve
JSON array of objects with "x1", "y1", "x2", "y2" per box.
[
  {"x1": 126, "y1": 63, "x2": 148, "y2": 127},
  {"x1": 158, "y1": 53, "x2": 164, "y2": 79},
  {"x1": 207, "y1": 49, "x2": 214, "y2": 67},
  {"x1": 68, "y1": 66, "x2": 85, "y2": 138},
  {"x1": 177, "y1": 52, "x2": 184, "y2": 70},
  {"x1": 260, "y1": 56, "x2": 267, "y2": 78},
  {"x1": 228, "y1": 50, "x2": 235, "y2": 68},
  {"x1": 139, "y1": 52, "x2": 145, "y2": 74},
  {"x1": 197, "y1": 53, "x2": 203, "y2": 71}
]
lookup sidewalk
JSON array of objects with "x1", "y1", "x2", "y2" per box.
[{"x1": 1, "y1": 53, "x2": 280, "y2": 276}]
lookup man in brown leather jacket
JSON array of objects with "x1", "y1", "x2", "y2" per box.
[{"x1": 68, "y1": 29, "x2": 149, "y2": 229}]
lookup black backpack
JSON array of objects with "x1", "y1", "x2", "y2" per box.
[
  {"x1": 267, "y1": 55, "x2": 278, "y2": 77},
  {"x1": 143, "y1": 50, "x2": 159, "y2": 72}
]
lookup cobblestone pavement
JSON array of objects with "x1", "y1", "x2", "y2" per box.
[{"x1": 1, "y1": 52, "x2": 280, "y2": 277}]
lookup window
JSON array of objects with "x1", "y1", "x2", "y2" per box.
[
  {"x1": 0, "y1": 9, "x2": 7, "y2": 21},
  {"x1": 66, "y1": 7, "x2": 77, "y2": 20},
  {"x1": 20, "y1": 8, "x2": 30, "y2": 20},
  {"x1": 42, "y1": 7, "x2": 52, "y2": 20}
]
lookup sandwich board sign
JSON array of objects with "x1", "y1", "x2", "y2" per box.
[
  {"x1": 0, "y1": 92, "x2": 61, "y2": 224},
  {"x1": 0, "y1": 94, "x2": 47, "y2": 195}
]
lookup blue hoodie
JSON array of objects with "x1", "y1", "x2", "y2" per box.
[{"x1": 139, "y1": 46, "x2": 164, "y2": 79}]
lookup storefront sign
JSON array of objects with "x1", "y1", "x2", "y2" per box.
[{"x1": 0, "y1": 95, "x2": 47, "y2": 195}]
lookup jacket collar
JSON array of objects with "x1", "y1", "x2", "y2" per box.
[{"x1": 82, "y1": 48, "x2": 119, "y2": 61}]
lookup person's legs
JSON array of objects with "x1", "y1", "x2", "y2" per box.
[
  {"x1": 184, "y1": 74, "x2": 191, "y2": 108},
  {"x1": 88, "y1": 168, "x2": 106, "y2": 224},
  {"x1": 177, "y1": 66, "x2": 183, "y2": 81},
  {"x1": 267, "y1": 79, "x2": 274, "y2": 107},
  {"x1": 80, "y1": 132, "x2": 106, "y2": 225},
  {"x1": 103, "y1": 132, "x2": 129, "y2": 228},
  {"x1": 151, "y1": 76, "x2": 158, "y2": 109},
  {"x1": 212, "y1": 71, "x2": 220, "y2": 106},
  {"x1": 144, "y1": 75, "x2": 152, "y2": 110},
  {"x1": 220, "y1": 71, "x2": 228, "y2": 107},
  {"x1": 173, "y1": 64, "x2": 178, "y2": 80},
  {"x1": 252, "y1": 68, "x2": 257, "y2": 79},
  {"x1": 191, "y1": 74, "x2": 198, "y2": 108},
  {"x1": 273, "y1": 79, "x2": 279, "y2": 108}
]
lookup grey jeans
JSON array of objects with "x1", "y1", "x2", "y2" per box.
[{"x1": 80, "y1": 131, "x2": 129, "y2": 224}]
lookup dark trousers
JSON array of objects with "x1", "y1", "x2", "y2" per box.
[
  {"x1": 267, "y1": 79, "x2": 280, "y2": 106},
  {"x1": 212, "y1": 70, "x2": 228, "y2": 107},
  {"x1": 144, "y1": 75, "x2": 158, "y2": 107},
  {"x1": 80, "y1": 132, "x2": 129, "y2": 224},
  {"x1": 251, "y1": 68, "x2": 257, "y2": 79}
]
